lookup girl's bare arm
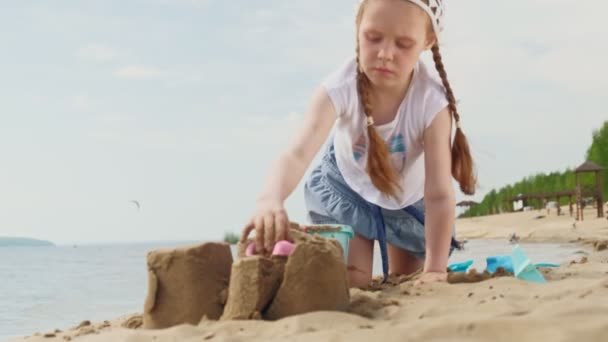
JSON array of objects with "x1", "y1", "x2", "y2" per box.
[
  {"x1": 423, "y1": 106, "x2": 456, "y2": 273},
  {"x1": 242, "y1": 87, "x2": 337, "y2": 252}
]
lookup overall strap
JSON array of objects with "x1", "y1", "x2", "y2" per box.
[{"x1": 371, "y1": 204, "x2": 390, "y2": 282}]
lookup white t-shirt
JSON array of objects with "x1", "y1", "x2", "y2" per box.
[{"x1": 322, "y1": 57, "x2": 448, "y2": 209}]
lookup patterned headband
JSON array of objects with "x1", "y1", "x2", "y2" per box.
[
  {"x1": 357, "y1": 0, "x2": 446, "y2": 41},
  {"x1": 406, "y1": 0, "x2": 445, "y2": 39}
]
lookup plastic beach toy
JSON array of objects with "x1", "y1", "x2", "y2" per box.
[
  {"x1": 486, "y1": 248, "x2": 559, "y2": 277},
  {"x1": 272, "y1": 240, "x2": 296, "y2": 256},
  {"x1": 448, "y1": 260, "x2": 474, "y2": 273},
  {"x1": 512, "y1": 245, "x2": 547, "y2": 284},
  {"x1": 449, "y1": 250, "x2": 560, "y2": 275},
  {"x1": 245, "y1": 240, "x2": 296, "y2": 257},
  {"x1": 305, "y1": 224, "x2": 354, "y2": 262},
  {"x1": 486, "y1": 255, "x2": 514, "y2": 274}
]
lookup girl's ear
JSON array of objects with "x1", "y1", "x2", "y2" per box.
[{"x1": 424, "y1": 35, "x2": 437, "y2": 50}]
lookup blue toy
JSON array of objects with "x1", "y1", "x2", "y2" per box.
[
  {"x1": 448, "y1": 260, "x2": 474, "y2": 273},
  {"x1": 512, "y1": 245, "x2": 547, "y2": 283},
  {"x1": 449, "y1": 245, "x2": 559, "y2": 284},
  {"x1": 486, "y1": 255, "x2": 513, "y2": 273}
]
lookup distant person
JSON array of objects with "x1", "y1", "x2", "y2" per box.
[
  {"x1": 455, "y1": 239, "x2": 467, "y2": 251},
  {"x1": 241, "y1": 0, "x2": 476, "y2": 288}
]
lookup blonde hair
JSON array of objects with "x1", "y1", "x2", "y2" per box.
[{"x1": 355, "y1": 0, "x2": 476, "y2": 196}]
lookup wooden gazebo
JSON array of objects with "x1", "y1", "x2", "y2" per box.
[
  {"x1": 456, "y1": 200, "x2": 480, "y2": 216},
  {"x1": 456, "y1": 200, "x2": 479, "y2": 208},
  {"x1": 575, "y1": 161, "x2": 605, "y2": 220}
]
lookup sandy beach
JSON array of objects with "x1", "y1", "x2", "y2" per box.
[{"x1": 6, "y1": 207, "x2": 608, "y2": 342}]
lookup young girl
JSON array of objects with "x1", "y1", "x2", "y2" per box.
[{"x1": 241, "y1": 0, "x2": 476, "y2": 288}]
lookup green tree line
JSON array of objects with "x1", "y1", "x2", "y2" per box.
[{"x1": 462, "y1": 121, "x2": 608, "y2": 217}]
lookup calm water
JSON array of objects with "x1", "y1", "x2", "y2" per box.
[{"x1": 0, "y1": 240, "x2": 588, "y2": 340}]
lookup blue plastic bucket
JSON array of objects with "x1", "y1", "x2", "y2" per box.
[{"x1": 306, "y1": 224, "x2": 354, "y2": 262}]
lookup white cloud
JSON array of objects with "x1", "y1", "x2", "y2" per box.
[
  {"x1": 254, "y1": 9, "x2": 273, "y2": 18},
  {"x1": 443, "y1": 0, "x2": 608, "y2": 96},
  {"x1": 534, "y1": 46, "x2": 607, "y2": 95},
  {"x1": 76, "y1": 43, "x2": 119, "y2": 63},
  {"x1": 88, "y1": 110, "x2": 304, "y2": 154},
  {"x1": 69, "y1": 95, "x2": 91, "y2": 112},
  {"x1": 155, "y1": 0, "x2": 212, "y2": 7},
  {"x1": 113, "y1": 66, "x2": 165, "y2": 80},
  {"x1": 95, "y1": 113, "x2": 135, "y2": 125}
]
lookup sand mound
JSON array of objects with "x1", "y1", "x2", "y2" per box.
[
  {"x1": 141, "y1": 228, "x2": 349, "y2": 328},
  {"x1": 447, "y1": 267, "x2": 512, "y2": 284},
  {"x1": 224, "y1": 229, "x2": 349, "y2": 321},
  {"x1": 143, "y1": 242, "x2": 233, "y2": 329},
  {"x1": 593, "y1": 240, "x2": 608, "y2": 251},
  {"x1": 264, "y1": 230, "x2": 350, "y2": 319},
  {"x1": 221, "y1": 255, "x2": 285, "y2": 320}
]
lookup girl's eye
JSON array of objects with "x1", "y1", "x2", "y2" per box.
[
  {"x1": 397, "y1": 42, "x2": 414, "y2": 49},
  {"x1": 366, "y1": 34, "x2": 381, "y2": 42}
]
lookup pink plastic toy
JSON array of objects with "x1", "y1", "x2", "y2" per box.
[
  {"x1": 245, "y1": 240, "x2": 295, "y2": 257},
  {"x1": 245, "y1": 242, "x2": 257, "y2": 257},
  {"x1": 272, "y1": 240, "x2": 296, "y2": 256}
]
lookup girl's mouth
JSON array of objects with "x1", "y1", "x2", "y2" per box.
[{"x1": 373, "y1": 67, "x2": 393, "y2": 75}]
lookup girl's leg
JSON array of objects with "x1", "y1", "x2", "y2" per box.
[
  {"x1": 387, "y1": 243, "x2": 424, "y2": 275},
  {"x1": 347, "y1": 233, "x2": 374, "y2": 288}
]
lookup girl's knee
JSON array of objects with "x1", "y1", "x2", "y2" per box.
[
  {"x1": 347, "y1": 264, "x2": 372, "y2": 288},
  {"x1": 346, "y1": 233, "x2": 374, "y2": 288}
]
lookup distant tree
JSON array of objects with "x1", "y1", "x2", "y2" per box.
[
  {"x1": 585, "y1": 121, "x2": 608, "y2": 198},
  {"x1": 223, "y1": 232, "x2": 240, "y2": 245},
  {"x1": 461, "y1": 121, "x2": 607, "y2": 217}
]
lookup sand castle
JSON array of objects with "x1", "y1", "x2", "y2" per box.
[
  {"x1": 142, "y1": 243, "x2": 232, "y2": 329},
  {"x1": 142, "y1": 227, "x2": 350, "y2": 329}
]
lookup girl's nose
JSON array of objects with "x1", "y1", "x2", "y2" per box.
[{"x1": 377, "y1": 45, "x2": 394, "y2": 62}]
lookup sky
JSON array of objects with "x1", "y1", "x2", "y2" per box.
[{"x1": 0, "y1": 0, "x2": 606, "y2": 244}]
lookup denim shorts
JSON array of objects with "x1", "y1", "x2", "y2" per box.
[{"x1": 304, "y1": 144, "x2": 432, "y2": 260}]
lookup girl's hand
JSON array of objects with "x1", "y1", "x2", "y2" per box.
[
  {"x1": 414, "y1": 271, "x2": 447, "y2": 286},
  {"x1": 241, "y1": 200, "x2": 291, "y2": 254}
]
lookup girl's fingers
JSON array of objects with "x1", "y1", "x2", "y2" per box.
[
  {"x1": 241, "y1": 220, "x2": 255, "y2": 242},
  {"x1": 263, "y1": 213, "x2": 275, "y2": 253},
  {"x1": 254, "y1": 215, "x2": 265, "y2": 254},
  {"x1": 275, "y1": 211, "x2": 289, "y2": 243}
]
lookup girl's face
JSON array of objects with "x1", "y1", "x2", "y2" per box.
[{"x1": 358, "y1": 0, "x2": 435, "y2": 90}]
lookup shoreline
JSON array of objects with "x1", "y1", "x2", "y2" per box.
[{"x1": 456, "y1": 206, "x2": 608, "y2": 245}]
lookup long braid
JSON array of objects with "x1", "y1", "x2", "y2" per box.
[
  {"x1": 356, "y1": 37, "x2": 402, "y2": 199},
  {"x1": 431, "y1": 44, "x2": 476, "y2": 195}
]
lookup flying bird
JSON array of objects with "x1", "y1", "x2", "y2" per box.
[{"x1": 130, "y1": 200, "x2": 141, "y2": 211}]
